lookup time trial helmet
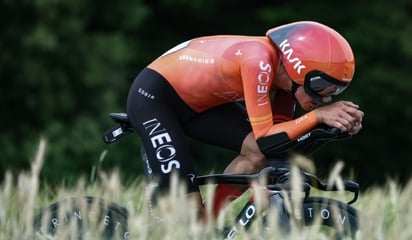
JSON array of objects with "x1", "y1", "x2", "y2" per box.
[{"x1": 266, "y1": 21, "x2": 355, "y2": 99}]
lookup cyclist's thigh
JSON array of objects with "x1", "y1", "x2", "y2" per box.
[
  {"x1": 127, "y1": 68, "x2": 199, "y2": 192},
  {"x1": 184, "y1": 102, "x2": 252, "y2": 152}
]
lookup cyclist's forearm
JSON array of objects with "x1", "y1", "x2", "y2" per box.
[{"x1": 264, "y1": 111, "x2": 318, "y2": 140}]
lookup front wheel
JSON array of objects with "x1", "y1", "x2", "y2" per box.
[
  {"x1": 265, "y1": 194, "x2": 358, "y2": 239},
  {"x1": 301, "y1": 197, "x2": 358, "y2": 238}
]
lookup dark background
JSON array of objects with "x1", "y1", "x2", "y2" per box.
[{"x1": 1, "y1": 0, "x2": 411, "y2": 188}]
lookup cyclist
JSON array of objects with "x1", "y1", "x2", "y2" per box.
[{"x1": 126, "y1": 21, "x2": 364, "y2": 221}]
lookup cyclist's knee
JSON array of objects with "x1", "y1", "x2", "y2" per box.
[
  {"x1": 240, "y1": 133, "x2": 268, "y2": 169},
  {"x1": 242, "y1": 151, "x2": 267, "y2": 169}
]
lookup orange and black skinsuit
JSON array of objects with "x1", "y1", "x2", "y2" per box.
[{"x1": 127, "y1": 36, "x2": 319, "y2": 199}]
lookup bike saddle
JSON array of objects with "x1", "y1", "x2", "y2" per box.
[{"x1": 110, "y1": 112, "x2": 131, "y2": 125}]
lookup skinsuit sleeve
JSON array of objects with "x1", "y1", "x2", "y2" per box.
[{"x1": 238, "y1": 42, "x2": 319, "y2": 142}]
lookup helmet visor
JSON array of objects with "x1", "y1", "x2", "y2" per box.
[{"x1": 304, "y1": 70, "x2": 349, "y2": 102}]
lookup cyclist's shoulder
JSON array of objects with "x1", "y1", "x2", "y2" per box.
[{"x1": 190, "y1": 35, "x2": 273, "y2": 50}]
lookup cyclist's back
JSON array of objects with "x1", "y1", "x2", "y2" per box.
[{"x1": 148, "y1": 35, "x2": 277, "y2": 113}]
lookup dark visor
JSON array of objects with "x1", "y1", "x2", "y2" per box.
[{"x1": 303, "y1": 70, "x2": 348, "y2": 102}]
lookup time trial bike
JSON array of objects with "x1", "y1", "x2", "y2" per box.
[{"x1": 33, "y1": 112, "x2": 360, "y2": 239}]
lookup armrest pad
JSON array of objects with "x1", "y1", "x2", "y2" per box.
[{"x1": 257, "y1": 124, "x2": 352, "y2": 159}]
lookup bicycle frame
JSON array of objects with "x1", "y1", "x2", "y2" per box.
[
  {"x1": 34, "y1": 112, "x2": 361, "y2": 239},
  {"x1": 103, "y1": 112, "x2": 359, "y2": 202},
  {"x1": 196, "y1": 161, "x2": 359, "y2": 239},
  {"x1": 103, "y1": 112, "x2": 361, "y2": 236}
]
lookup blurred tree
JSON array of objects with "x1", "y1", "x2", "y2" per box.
[
  {"x1": 0, "y1": 0, "x2": 411, "y2": 187},
  {"x1": 0, "y1": 0, "x2": 150, "y2": 183}
]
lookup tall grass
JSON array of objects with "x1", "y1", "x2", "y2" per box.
[{"x1": 1, "y1": 139, "x2": 412, "y2": 239}]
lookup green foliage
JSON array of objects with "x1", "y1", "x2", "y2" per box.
[
  {"x1": 0, "y1": 0, "x2": 149, "y2": 184},
  {"x1": 1, "y1": 0, "x2": 411, "y2": 186}
]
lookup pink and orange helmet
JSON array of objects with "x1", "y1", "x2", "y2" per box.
[{"x1": 266, "y1": 21, "x2": 355, "y2": 98}]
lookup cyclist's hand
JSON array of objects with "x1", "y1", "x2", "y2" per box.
[{"x1": 314, "y1": 101, "x2": 364, "y2": 135}]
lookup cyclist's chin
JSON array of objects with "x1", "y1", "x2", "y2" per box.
[{"x1": 298, "y1": 101, "x2": 317, "y2": 111}]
